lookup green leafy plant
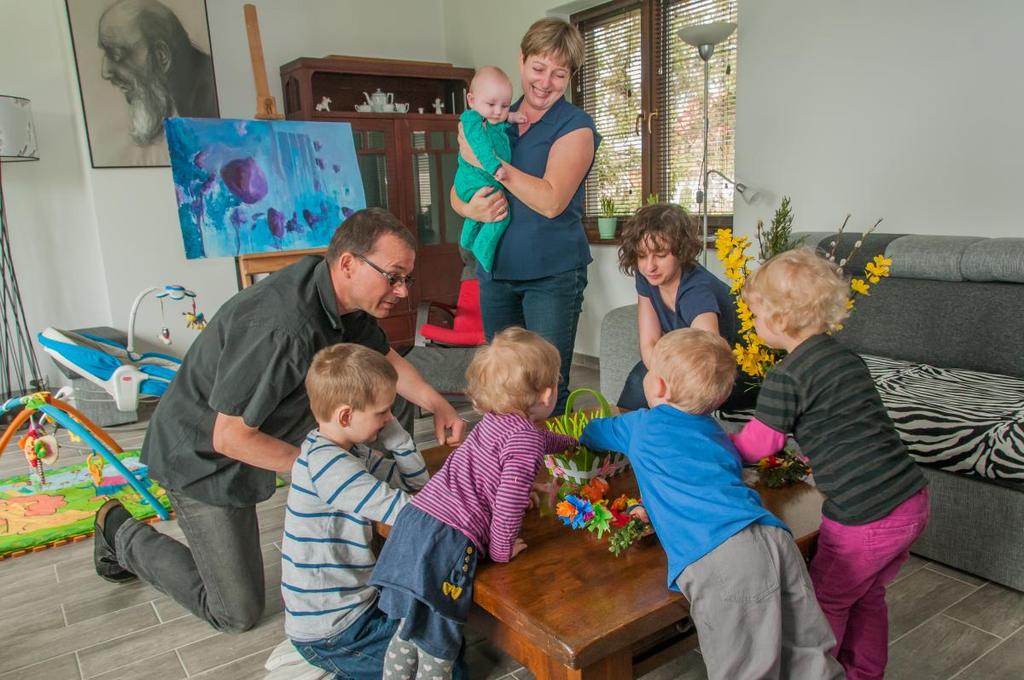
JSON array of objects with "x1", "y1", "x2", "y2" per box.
[
  {"x1": 645, "y1": 192, "x2": 660, "y2": 205},
  {"x1": 599, "y1": 195, "x2": 616, "y2": 218},
  {"x1": 608, "y1": 518, "x2": 647, "y2": 556},
  {"x1": 756, "y1": 195, "x2": 795, "y2": 261}
]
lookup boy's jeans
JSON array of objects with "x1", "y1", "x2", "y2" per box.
[
  {"x1": 116, "y1": 489, "x2": 265, "y2": 633},
  {"x1": 810, "y1": 487, "x2": 930, "y2": 680},
  {"x1": 293, "y1": 606, "x2": 398, "y2": 680},
  {"x1": 294, "y1": 606, "x2": 468, "y2": 680}
]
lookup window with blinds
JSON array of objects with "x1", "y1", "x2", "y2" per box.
[
  {"x1": 574, "y1": 0, "x2": 738, "y2": 218},
  {"x1": 575, "y1": 4, "x2": 643, "y2": 216}
]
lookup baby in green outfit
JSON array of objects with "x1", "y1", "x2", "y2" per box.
[{"x1": 456, "y1": 66, "x2": 526, "y2": 272}]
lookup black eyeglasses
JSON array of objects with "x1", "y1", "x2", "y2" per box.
[{"x1": 355, "y1": 253, "x2": 416, "y2": 289}]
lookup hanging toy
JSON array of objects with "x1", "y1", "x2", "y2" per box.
[
  {"x1": 183, "y1": 299, "x2": 207, "y2": 331},
  {"x1": 127, "y1": 284, "x2": 207, "y2": 355},
  {"x1": 87, "y1": 452, "x2": 105, "y2": 487},
  {"x1": 18, "y1": 416, "x2": 59, "y2": 486}
]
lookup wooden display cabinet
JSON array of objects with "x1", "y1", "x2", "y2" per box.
[{"x1": 257, "y1": 56, "x2": 476, "y2": 348}]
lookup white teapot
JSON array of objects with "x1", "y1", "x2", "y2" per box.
[{"x1": 363, "y1": 89, "x2": 394, "y2": 113}]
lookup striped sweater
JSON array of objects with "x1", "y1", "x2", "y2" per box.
[
  {"x1": 412, "y1": 412, "x2": 576, "y2": 562},
  {"x1": 282, "y1": 419, "x2": 429, "y2": 642}
]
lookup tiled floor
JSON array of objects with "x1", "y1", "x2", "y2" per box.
[{"x1": 1, "y1": 362, "x2": 1022, "y2": 679}]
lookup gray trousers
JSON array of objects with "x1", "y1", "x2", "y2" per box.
[
  {"x1": 676, "y1": 523, "x2": 845, "y2": 680},
  {"x1": 116, "y1": 489, "x2": 265, "y2": 633}
]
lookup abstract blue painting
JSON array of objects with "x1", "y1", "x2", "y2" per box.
[{"x1": 165, "y1": 117, "x2": 365, "y2": 259}]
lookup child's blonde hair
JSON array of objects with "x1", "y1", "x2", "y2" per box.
[
  {"x1": 617, "y1": 203, "x2": 701, "y2": 277},
  {"x1": 305, "y1": 344, "x2": 397, "y2": 422},
  {"x1": 466, "y1": 327, "x2": 560, "y2": 415},
  {"x1": 742, "y1": 247, "x2": 851, "y2": 336},
  {"x1": 651, "y1": 328, "x2": 736, "y2": 414}
]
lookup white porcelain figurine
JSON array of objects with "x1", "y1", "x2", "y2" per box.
[{"x1": 315, "y1": 96, "x2": 332, "y2": 112}]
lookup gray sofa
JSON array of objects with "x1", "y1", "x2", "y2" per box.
[{"x1": 599, "y1": 233, "x2": 1024, "y2": 590}]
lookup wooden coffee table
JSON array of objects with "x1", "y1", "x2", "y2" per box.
[{"x1": 416, "y1": 444, "x2": 825, "y2": 680}]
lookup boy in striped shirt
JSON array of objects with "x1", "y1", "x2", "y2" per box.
[
  {"x1": 369, "y1": 328, "x2": 577, "y2": 679},
  {"x1": 283, "y1": 343, "x2": 429, "y2": 679}
]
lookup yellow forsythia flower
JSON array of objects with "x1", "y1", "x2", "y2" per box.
[{"x1": 850, "y1": 278, "x2": 870, "y2": 296}]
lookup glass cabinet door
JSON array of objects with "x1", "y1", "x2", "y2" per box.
[
  {"x1": 408, "y1": 124, "x2": 460, "y2": 246},
  {"x1": 404, "y1": 119, "x2": 465, "y2": 305},
  {"x1": 350, "y1": 121, "x2": 399, "y2": 211}
]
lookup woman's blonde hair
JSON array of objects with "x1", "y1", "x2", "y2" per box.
[
  {"x1": 742, "y1": 247, "x2": 851, "y2": 336},
  {"x1": 520, "y1": 17, "x2": 585, "y2": 73},
  {"x1": 466, "y1": 327, "x2": 561, "y2": 415},
  {"x1": 651, "y1": 329, "x2": 736, "y2": 414},
  {"x1": 305, "y1": 344, "x2": 397, "y2": 422}
]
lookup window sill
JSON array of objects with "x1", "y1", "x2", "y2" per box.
[{"x1": 583, "y1": 214, "x2": 734, "y2": 247}]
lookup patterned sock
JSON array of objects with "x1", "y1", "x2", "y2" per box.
[
  {"x1": 383, "y1": 633, "x2": 418, "y2": 679},
  {"x1": 413, "y1": 647, "x2": 454, "y2": 680}
]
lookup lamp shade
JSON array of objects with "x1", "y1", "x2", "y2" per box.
[
  {"x1": 677, "y1": 21, "x2": 737, "y2": 49},
  {"x1": 0, "y1": 95, "x2": 39, "y2": 161}
]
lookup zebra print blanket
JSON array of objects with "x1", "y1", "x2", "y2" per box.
[
  {"x1": 719, "y1": 355, "x2": 1024, "y2": 485},
  {"x1": 862, "y1": 355, "x2": 1024, "y2": 484}
]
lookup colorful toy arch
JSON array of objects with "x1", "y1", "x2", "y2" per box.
[{"x1": 0, "y1": 392, "x2": 169, "y2": 520}]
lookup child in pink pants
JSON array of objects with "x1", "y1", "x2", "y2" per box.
[{"x1": 731, "y1": 248, "x2": 929, "y2": 680}]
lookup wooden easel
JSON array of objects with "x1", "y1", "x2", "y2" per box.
[
  {"x1": 243, "y1": 3, "x2": 284, "y2": 120},
  {"x1": 236, "y1": 5, "x2": 321, "y2": 287}
]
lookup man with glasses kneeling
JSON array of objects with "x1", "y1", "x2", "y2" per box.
[{"x1": 92, "y1": 207, "x2": 466, "y2": 634}]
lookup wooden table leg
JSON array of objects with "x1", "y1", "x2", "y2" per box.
[
  {"x1": 471, "y1": 608, "x2": 636, "y2": 679},
  {"x1": 557, "y1": 652, "x2": 633, "y2": 680}
]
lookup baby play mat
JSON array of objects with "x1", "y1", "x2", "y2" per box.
[{"x1": 0, "y1": 450, "x2": 169, "y2": 559}]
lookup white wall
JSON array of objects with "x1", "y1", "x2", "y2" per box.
[
  {"x1": 734, "y1": 0, "x2": 1024, "y2": 240},
  {"x1": 0, "y1": 0, "x2": 111, "y2": 389},
  {"x1": 1, "y1": 0, "x2": 449, "y2": 387},
  {"x1": 442, "y1": 0, "x2": 636, "y2": 358}
]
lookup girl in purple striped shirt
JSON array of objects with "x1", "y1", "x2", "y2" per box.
[{"x1": 370, "y1": 327, "x2": 577, "y2": 679}]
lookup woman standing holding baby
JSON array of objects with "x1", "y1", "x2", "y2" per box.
[{"x1": 452, "y1": 18, "x2": 600, "y2": 412}]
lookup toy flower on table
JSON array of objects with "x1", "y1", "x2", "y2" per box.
[
  {"x1": 579, "y1": 477, "x2": 609, "y2": 504},
  {"x1": 557, "y1": 495, "x2": 593, "y2": 529},
  {"x1": 757, "y1": 450, "x2": 812, "y2": 488}
]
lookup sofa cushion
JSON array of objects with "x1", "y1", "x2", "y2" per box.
[
  {"x1": 862, "y1": 354, "x2": 1024, "y2": 485},
  {"x1": 884, "y1": 235, "x2": 985, "y2": 282},
  {"x1": 961, "y1": 238, "x2": 1024, "y2": 283}
]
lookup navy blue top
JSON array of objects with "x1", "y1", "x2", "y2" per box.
[
  {"x1": 581, "y1": 406, "x2": 787, "y2": 590},
  {"x1": 481, "y1": 96, "x2": 600, "y2": 281},
  {"x1": 635, "y1": 264, "x2": 740, "y2": 347}
]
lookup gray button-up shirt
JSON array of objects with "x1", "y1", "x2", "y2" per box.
[{"x1": 141, "y1": 256, "x2": 389, "y2": 506}]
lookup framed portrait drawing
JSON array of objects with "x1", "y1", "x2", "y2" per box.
[{"x1": 65, "y1": 0, "x2": 219, "y2": 168}]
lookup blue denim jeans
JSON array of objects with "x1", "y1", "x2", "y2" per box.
[
  {"x1": 617, "y1": 360, "x2": 761, "y2": 414},
  {"x1": 293, "y1": 605, "x2": 398, "y2": 680},
  {"x1": 479, "y1": 266, "x2": 588, "y2": 412}
]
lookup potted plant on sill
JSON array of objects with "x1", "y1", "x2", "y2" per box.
[{"x1": 598, "y1": 196, "x2": 618, "y2": 240}]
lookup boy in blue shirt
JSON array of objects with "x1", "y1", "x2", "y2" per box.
[{"x1": 581, "y1": 329, "x2": 842, "y2": 680}]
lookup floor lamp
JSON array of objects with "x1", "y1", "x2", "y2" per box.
[
  {"x1": 0, "y1": 95, "x2": 44, "y2": 401},
  {"x1": 677, "y1": 21, "x2": 737, "y2": 264}
]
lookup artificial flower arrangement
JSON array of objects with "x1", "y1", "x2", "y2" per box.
[
  {"x1": 757, "y1": 452, "x2": 812, "y2": 488},
  {"x1": 542, "y1": 388, "x2": 647, "y2": 555},
  {"x1": 715, "y1": 198, "x2": 893, "y2": 486}
]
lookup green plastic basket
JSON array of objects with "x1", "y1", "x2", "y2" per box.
[{"x1": 544, "y1": 388, "x2": 629, "y2": 483}]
